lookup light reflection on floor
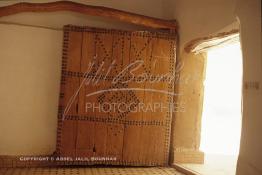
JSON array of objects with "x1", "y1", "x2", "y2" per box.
[{"x1": 181, "y1": 154, "x2": 238, "y2": 175}]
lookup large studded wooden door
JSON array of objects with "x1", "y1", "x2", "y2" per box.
[{"x1": 56, "y1": 25, "x2": 177, "y2": 166}]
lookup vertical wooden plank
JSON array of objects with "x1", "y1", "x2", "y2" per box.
[
  {"x1": 122, "y1": 33, "x2": 175, "y2": 165},
  {"x1": 93, "y1": 122, "x2": 107, "y2": 158},
  {"x1": 130, "y1": 37, "x2": 153, "y2": 164},
  {"x1": 75, "y1": 120, "x2": 95, "y2": 157},
  {"x1": 109, "y1": 33, "x2": 131, "y2": 163},
  {"x1": 122, "y1": 33, "x2": 148, "y2": 164},
  {"x1": 76, "y1": 32, "x2": 96, "y2": 158},
  {"x1": 93, "y1": 32, "x2": 113, "y2": 161},
  {"x1": 150, "y1": 36, "x2": 175, "y2": 164},
  {"x1": 122, "y1": 125, "x2": 140, "y2": 164},
  {"x1": 60, "y1": 120, "x2": 77, "y2": 157},
  {"x1": 151, "y1": 37, "x2": 172, "y2": 76},
  {"x1": 59, "y1": 31, "x2": 83, "y2": 157},
  {"x1": 135, "y1": 34, "x2": 154, "y2": 164},
  {"x1": 154, "y1": 126, "x2": 166, "y2": 164},
  {"x1": 61, "y1": 31, "x2": 83, "y2": 115},
  {"x1": 106, "y1": 124, "x2": 124, "y2": 161},
  {"x1": 95, "y1": 31, "x2": 114, "y2": 78}
]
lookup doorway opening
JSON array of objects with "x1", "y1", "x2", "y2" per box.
[
  {"x1": 200, "y1": 41, "x2": 243, "y2": 175},
  {"x1": 200, "y1": 41, "x2": 242, "y2": 156},
  {"x1": 180, "y1": 40, "x2": 243, "y2": 175}
]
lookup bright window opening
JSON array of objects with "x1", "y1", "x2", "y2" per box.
[{"x1": 200, "y1": 41, "x2": 243, "y2": 155}]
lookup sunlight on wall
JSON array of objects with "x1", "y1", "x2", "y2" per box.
[{"x1": 200, "y1": 42, "x2": 242, "y2": 155}]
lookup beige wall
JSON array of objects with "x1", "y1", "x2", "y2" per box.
[
  {"x1": 235, "y1": 0, "x2": 262, "y2": 174},
  {"x1": 166, "y1": 0, "x2": 237, "y2": 47},
  {"x1": 0, "y1": 24, "x2": 62, "y2": 155}
]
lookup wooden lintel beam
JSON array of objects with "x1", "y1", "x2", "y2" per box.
[{"x1": 0, "y1": 1, "x2": 177, "y2": 30}]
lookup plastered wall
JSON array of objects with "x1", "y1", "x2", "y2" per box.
[
  {"x1": 235, "y1": 0, "x2": 262, "y2": 174},
  {"x1": 0, "y1": 24, "x2": 62, "y2": 155},
  {"x1": 171, "y1": 52, "x2": 206, "y2": 164}
]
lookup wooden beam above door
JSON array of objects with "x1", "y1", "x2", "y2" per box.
[{"x1": 0, "y1": 1, "x2": 177, "y2": 30}]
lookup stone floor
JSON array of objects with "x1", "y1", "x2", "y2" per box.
[
  {"x1": 180, "y1": 154, "x2": 238, "y2": 175},
  {"x1": 0, "y1": 167, "x2": 185, "y2": 175}
]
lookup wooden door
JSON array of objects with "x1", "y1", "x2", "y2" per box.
[{"x1": 55, "y1": 25, "x2": 177, "y2": 166}]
